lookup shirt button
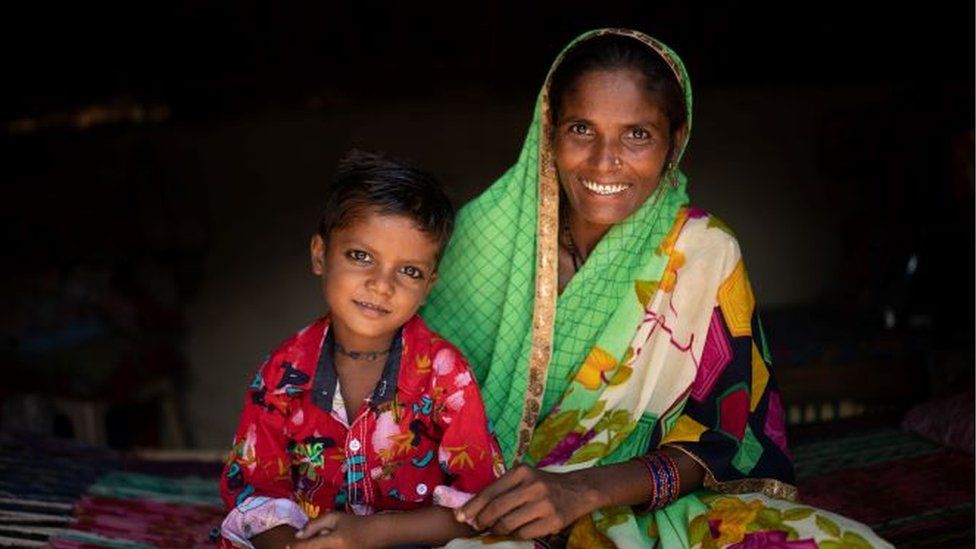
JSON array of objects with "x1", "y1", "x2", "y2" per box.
[
  {"x1": 416, "y1": 483, "x2": 428, "y2": 496},
  {"x1": 349, "y1": 439, "x2": 362, "y2": 452}
]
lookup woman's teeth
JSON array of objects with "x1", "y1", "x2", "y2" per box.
[{"x1": 580, "y1": 178, "x2": 630, "y2": 195}]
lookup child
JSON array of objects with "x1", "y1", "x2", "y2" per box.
[{"x1": 219, "y1": 151, "x2": 504, "y2": 549}]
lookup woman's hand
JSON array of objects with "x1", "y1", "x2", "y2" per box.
[
  {"x1": 455, "y1": 464, "x2": 602, "y2": 539},
  {"x1": 290, "y1": 512, "x2": 377, "y2": 549}
]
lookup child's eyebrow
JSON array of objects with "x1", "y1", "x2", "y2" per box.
[{"x1": 342, "y1": 240, "x2": 436, "y2": 267}]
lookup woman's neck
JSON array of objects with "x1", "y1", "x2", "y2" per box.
[{"x1": 566, "y1": 213, "x2": 611, "y2": 262}]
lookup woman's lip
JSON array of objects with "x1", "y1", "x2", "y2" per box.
[{"x1": 353, "y1": 300, "x2": 391, "y2": 315}]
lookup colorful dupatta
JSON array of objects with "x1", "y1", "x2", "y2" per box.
[{"x1": 424, "y1": 29, "x2": 890, "y2": 548}]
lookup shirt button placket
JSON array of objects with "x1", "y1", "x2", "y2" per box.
[{"x1": 345, "y1": 413, "x2": 371, "y2": 511}]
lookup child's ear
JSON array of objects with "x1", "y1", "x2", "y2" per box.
[{"x1": 310, "y1": 234, "x2": 326, "y2": 275}]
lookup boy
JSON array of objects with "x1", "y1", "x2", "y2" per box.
[{"x1": 220, "y1": 151, "x2": 504, "y2": 548}]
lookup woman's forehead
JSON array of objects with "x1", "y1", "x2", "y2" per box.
[{"x1": 558, "y1": 69, "x2": 668, "y2": 123}]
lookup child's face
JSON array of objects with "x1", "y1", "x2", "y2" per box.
[{"x1": 311, "y1": 211, "x2": 440, "y2": 350}]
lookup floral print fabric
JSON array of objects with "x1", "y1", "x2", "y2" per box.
[{"x1": 219, "y1": 315, "x2": 504, "y2": 545}]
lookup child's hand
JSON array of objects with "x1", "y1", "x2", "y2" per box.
[{"x1": 290, "y1": 512, "x2": 378, "y2": 549}]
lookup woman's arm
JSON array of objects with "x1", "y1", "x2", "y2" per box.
[
  {"x1": 455, "y1": 447, "x2": 704, "y2": 539},
  {"x1": 291, "y1": 506, "x2": 476, "y2": 548}
]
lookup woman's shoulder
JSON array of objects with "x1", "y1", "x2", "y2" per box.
[{"x1": 673, "y1": 206, "x2": 744, "y2": 258}]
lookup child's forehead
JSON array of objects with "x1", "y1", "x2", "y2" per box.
[{"x1": 331, "y1": 212, "x2": 440, "y2": 258}]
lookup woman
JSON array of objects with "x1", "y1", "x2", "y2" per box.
[{"x1": 421, "y1": 29, "x2": 890, "y2": 548}]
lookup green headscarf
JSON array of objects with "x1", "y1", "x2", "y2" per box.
[{"x1": 423, "y1": 28, "x2": 693, "y2": 465}]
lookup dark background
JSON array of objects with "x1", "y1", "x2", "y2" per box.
[{"x1": 2, "y1": 2, "x2": 973, "y2": 449}]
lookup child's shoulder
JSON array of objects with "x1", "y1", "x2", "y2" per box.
[
  {"x1": 403, "y1": 314, "x2": 468, "y2": 362},
  {"x1": 402, "y1": 314, "x2": 477, "y2": 387},
  {"x1": 254, "y1": 317, "x2": 328, "y2": 387}
]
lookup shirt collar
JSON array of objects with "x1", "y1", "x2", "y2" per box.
[{"x1": 312, "y1": 324, "x2": 403, "y2": 414}]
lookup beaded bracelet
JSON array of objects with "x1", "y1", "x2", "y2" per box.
[{"x1": 633, "y1": 451, "x2": 681, "y2": 512}]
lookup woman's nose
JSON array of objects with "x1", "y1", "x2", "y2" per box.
[{"x1": 590, "y1": 136, "x2": 621, "y2": 171}]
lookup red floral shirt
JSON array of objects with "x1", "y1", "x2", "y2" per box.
[{"x1": 220, "y1": 314, "x2": 504, "y2": 531}]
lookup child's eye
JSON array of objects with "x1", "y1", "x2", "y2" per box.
[
  {"x1": 347, "y1": 250, "x2": 372, "y2": 264},
  {"x1": 399, "y1": 265, "x2": 425, "y2": 280}
]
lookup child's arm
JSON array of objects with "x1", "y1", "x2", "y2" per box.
[
  {"x1": 292, "y1": 507, "x2": 475, "y2": 548},
  {"x1": 249, "y1": 524, "x2": 299, "y2": 549},
  {"x1": 220, "y1": 354, "x2": 310, "y2": 546}
]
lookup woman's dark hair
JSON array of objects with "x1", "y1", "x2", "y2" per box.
[
  {"x1": 318, "y1": 150, "x2": 455, "y2": 261},
  {"x1": 548, "y1": 34, "x2": 687, "y2": 152}
]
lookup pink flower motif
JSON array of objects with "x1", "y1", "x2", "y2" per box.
[
  {"x1": 433, "y1": 348, "x2": 457, "y2": 376},
  {"x1": 537, "y1": 429, "x2": 596, "y2": 467},
  {"x1": 445, "y1": 390, "x2": 466, "y2": 412},
  {"x1": 290, "y1": 409, "x2": 304, "y2": 426},
  {"x1": 371, "y1": 410, "x2": 399, "y2": 454},
  {"x1": 454, "y1": 371, "x2": 472, "y2": 388},
  {"x1": 433, "y1": 485, "x2": 474, "y2": 509},
  {"x1": 730, "y1": 531, "x2": 817, "y2": 549}
]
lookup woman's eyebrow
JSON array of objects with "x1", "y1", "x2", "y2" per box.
[
  {"x1": 559, "y1": 115, "x2": 592, "y2": 125},
  {"x1": 632, "y1": 119, "x2": 664, "y2": 130}
]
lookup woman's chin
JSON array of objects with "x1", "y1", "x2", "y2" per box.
[{"x1": 574, "y1": 204, "x2": 638, "y2": 228}]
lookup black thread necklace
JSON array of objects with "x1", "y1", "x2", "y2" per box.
[
  {"x1": 561, "y1": 216, "x2": 585, "y2": 272},
  {"x1": 334, "y1": 341, "x2": 392, "y2": 361}
]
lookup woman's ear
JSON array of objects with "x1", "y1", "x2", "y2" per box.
[
  {"x1": 310, "y1": 234, "x2": 326, "y2": 275},
  {"x1": 671, "y1": 125, "x2": 688, "y2": 162}
]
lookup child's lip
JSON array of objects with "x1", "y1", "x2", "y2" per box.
[{"x1": 353, "y1": 299, "x2": 391, "y2": 315}]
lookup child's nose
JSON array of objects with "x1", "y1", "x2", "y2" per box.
[{"x1": 367, "y1": 270, "x2": 396, "y2": 295}]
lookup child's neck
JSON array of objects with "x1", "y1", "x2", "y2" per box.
[
  {"x1": 330, "y1": 322, "x2": 397, "y2": 421},
  {"x1": 330, "y1": 323, "x2": 396, "y2": 357}
]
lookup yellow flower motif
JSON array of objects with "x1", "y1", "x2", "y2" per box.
[
  {"x1": 297, "y1": 496, "x2": 321, "y2": 520},
  {"x1": 660, "y1": 249, "x2": 685, "y2": 293},
  {"x1": 566, "y1": 514, "x2": 616, "y2": 549},
  {"x1": 573, "y1": 347, "x2": 617, "y2": 390},
  {"x1": 444, "y1": 445, "x2": 475, "y2": 470},
  {"x1": 376, "y1": 432, "x2": 414, "y2": 462},
  {"x1": 415, "y1": 354, "x2": 431, "y2": 373},
  {"x1": 705, "y1": 496, "x2": 764, "y2": 545},
  {"x1": 656, "y1": 207, "x2": 689, "y2": 257}
]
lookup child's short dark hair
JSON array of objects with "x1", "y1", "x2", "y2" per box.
[{"x1": 318, "y1": 150, "x2": 455, "y2": 262}]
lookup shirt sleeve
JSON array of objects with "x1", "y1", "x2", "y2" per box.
[
  {"x1": 220, "y1": 496, "x2": 308, "y2": 548},
  {"x1": 220, "y1": 355, "x2": 307, "y2": 541},
  {"x1": 660, "y1": 257, "x2": 795, "y2": 496},
  {"x1": 430, "y1": 344, "x2": 506, "y2": 496}
]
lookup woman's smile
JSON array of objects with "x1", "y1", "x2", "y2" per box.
[{"x1": 578, "y1": 175, "x2": 633, "y2": 196}]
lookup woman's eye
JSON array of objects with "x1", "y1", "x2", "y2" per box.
[
  {"x1": 400, "y1": 266, "x2": 424, "y2": 279},
  {"x1": 630, "y1": 128, "x2": 651, "y2": 140},
  {"x1": 347, "y1": 250, "x2": 371, "y2": 263},
  {"x1": 568, "y1": 123, "x2": 590, "y2": 136}
]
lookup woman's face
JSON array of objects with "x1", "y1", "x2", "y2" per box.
[{"x1": 554, "y1": 68, "x2": 674, "y2": 229}]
